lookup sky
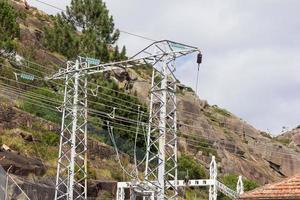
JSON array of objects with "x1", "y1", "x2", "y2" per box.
[{"x1": 27, "y1": 0, "x2": 300, "y2": 135}]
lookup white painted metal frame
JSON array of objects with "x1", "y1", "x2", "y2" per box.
[
  {"x1": 236, "y1": 175, "x2": 244, "y2": 195},
  {"x1": 116, "y1": 156, "x2": 243, "y2": 200},
  {"x1": 49, "y1": 40, "x2": 200, "y2": 200},
  {"x1": 209, "y1": 156, "x2": 217, "y2": 200},
  {"x1": 54, "y1": 59, "x2": 88, "y2": 200}
]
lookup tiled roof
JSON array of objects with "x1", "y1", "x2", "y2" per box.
[{"x1": 239, "y1": 174, "x2": 300, "y2": 199}]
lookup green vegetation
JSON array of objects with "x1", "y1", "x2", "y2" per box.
[
  {"x1": 183, "y1": 188, "x2": 208, "y2": 200},
  {"x1": 177, "y1": 155, "x2": 211, "y2": 199},
  {"x1": 212, "y1": 105, "x2": 231, "y2": 117},
  {"x1": 185, "y1": 86, "x2": 194, "y2": 92},
  {"x1": 112, "y1": 45, "x2": 127, "y2": 61},
  {"x1": 0, "y1": 0, "x2": 20, "y2": 52},
  {"x1": 219, "y1": 173, "x2": 259, "y2": 200},
  {"x1": 43, "y1": 15, "x2": 79, "y2": 59},
  {"x1": 134, "y1": 64, "x2": 153, "y2": 79},
  {"x1": 43, "y1": 0, "x2": 125, "y2": 61},
  {"x1": 178, "y1": 155, "x2": 207, "y2": 179},
  {"x1": 87, "y1": 76, "x2": 148, "y2": 158},
  {"x1": 18, "y1": 87, "x2": 62, "y2": 123},
  {"x1": 273, "y1": 137, "x2": 290, "y2": 146}
]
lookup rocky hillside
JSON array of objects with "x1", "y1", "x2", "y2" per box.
[
  {"x1": 276, "y1": 127, "x2": 300, "y2": 152},
  {"x1": 132, "y1": 77, "x2": 300, "y2": 185},
  {"x1": 0, "y1": 0, "x2": 300, "y2": 199}
]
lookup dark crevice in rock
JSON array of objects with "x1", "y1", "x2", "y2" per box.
[{"x1": 266, "y1": 160, "x2": 285, "y2": 177}]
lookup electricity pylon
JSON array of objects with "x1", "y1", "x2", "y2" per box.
[
  {"x1": 53, "y1": 59, "x2": 89, "y2": 200},
  {"x1": 48, "y1": 40, "x2": 201, "y2": 200},
  {"x1": 142, "y1": 41, "x2": 200, "y2": 199}
]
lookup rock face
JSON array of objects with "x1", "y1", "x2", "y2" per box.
[
  {"x1": 0, "y1": 103, "x2": 59, "y2": 131},
  {"x1": 133, "y1": 80, "x2": 300, "y2": 184},
  {"x1": 0, "y1": 151, "x2": 46, "y2": 176},
  {"x1": 174, "y1": 91, "x2": 300, "y2": 184},
  {"x1": 277, "y1": 128, "x2": 300, "y2": 150}
]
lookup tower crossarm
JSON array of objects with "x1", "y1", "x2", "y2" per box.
[{"x1": 47, "y1": 40, "x2": 200, "y2": 80}]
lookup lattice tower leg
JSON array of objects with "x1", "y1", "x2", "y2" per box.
[
  {"x1": 209, "y1": 156, "x2": 217, "y2": 200},
  {"x1": 55, "y1": 60, "x2": 88, "y2": 200},
  {"x1": 145, "y1": 59, "x2": 178, "y2": 199},
  {"x1": 237, "y1": 175, "x2": 244, "y2": 195}
]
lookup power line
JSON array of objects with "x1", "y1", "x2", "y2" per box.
[
  {"x1": 3, "y1": 57, "x2": 211, "y2": 118},
  {"x1": 30, "y1": 0, "x2": 66, "y2": 12},
  {"x1": 0, "y1": 73, "x2": 271, "y2": 144},
  {"x1": 0, "y1": 73, "x2": 147, "y2": 118},
  {"x1": 1, "y1": 87, "x2": 299, "y2": 163},
  {"x1": 3, "y1": 59, "x2": 149, "y2": 112},
  {"x1": 118, "y1": 29, "x2": 157, "y2": 42},
  {"x1": 2, "y1": 87, "x2": 299, "y2": 162},
  {"x1": 0, "y1": 72, "x2": 272, "y2": 148},
  {"x1": 29, "y1": 0, "x2": 158, "y2": 42}
]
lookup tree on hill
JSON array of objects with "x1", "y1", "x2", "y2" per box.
[
  {"x1": 43, "y1": 15, "x2": 79, "y2": 59},
  {"x1": 43, "y1": 0, "x2": 126, "y2": 61},
  {"x1": 0, "y1": 0, "x2": 20, "y2": 53},
  {"x1": 65, "y1": 0, "x2": 119, "y2": 44}
]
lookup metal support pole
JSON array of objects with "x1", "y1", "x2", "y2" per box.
[
  {"x1": 145, "y1": 68, "x2": 155, "y2": 180},
  {"x1": 145, "y1": 57, "x2": 178, "y2": 199},
  {"x1": 55, "y1": 59, "x2": 88, "y2": 200},
  {"x1": 117, "y1": 187, "x2": 125, "y2": 200},
  {"x1": 209, "y1": 156, "x2": 217, "y2": 200},
  {"x1": 83, "y1": 64, "x2": 88, "y2": 200},
  {"x1": 4, "y1": 166, "x2": 12, "y2": 200},
  {"x1": 157, "y1": 60, "x2": 168, "y2": 199},
  {"x1": 237, "y1": 175, "x2": 244, "y2": 196},
  {"x1": 68, "y1": 60, "x2": 80, "y2": 199},
  {"x1": 54, "y1": 62, "x2": 69, "y2": 200}
]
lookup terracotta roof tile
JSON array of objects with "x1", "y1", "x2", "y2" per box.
[{"x1": 239, "y1": 174, "x2": 300, "y2": 199}]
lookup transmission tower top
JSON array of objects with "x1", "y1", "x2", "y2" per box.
[{"x1": 46, "y1": 40, "x2": 201, "y2": 80}]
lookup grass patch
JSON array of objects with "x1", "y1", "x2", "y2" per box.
[
  {"x1": 273, "y1": 138, "x2": 290, "y2": 146},
  {"x1": 212, "y1": 105, "x2": 231, "y2": 117},
  {"x1": 218, "y1": 173, "x2": 259, "y2": 200}
]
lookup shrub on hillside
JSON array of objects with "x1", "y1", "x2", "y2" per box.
[
  {"x1": 219, "y1": 173, "x2": 258, "y2": 200},
  {"x1": 178, "y1": 155, "x2": 207, "y2": 180},
  {"x1": 0, "y1": 0, "x2": 20, "y2": 52}
]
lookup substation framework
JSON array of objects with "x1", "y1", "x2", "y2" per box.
[
  {"x1": 116, "y1": 156, "x2": 244, "y2": 200},
  {"x1": 48, "y1": 40, "x2": 204, "y2": 200}
]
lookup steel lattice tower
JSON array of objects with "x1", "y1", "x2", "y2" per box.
[
  {"x1": 141, "y1": 41, "x2": 201, "y2": 199},
  {"x1": 209, "y1": 156, "x2": 217, "y2": 200},
  {"x1": 54, "y1": 59, "x2": 88, "y2": 200},
  {"x1": 48, "y1": 40, "x2": 200, "y2": 200},
  {"x1": 145, "y1": 59, "x2": 178, "y2": 199}
]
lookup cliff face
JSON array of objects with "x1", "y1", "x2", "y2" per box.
[
  {"x1": 276, "y1": 128, "x2": 300, "y2": 151},
  {"x1": 133, "y1": 81, "x2": 300, "y2": 185},
  {"x1": 175, "y1": 92, "x2": 300, "y2": 184}
]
